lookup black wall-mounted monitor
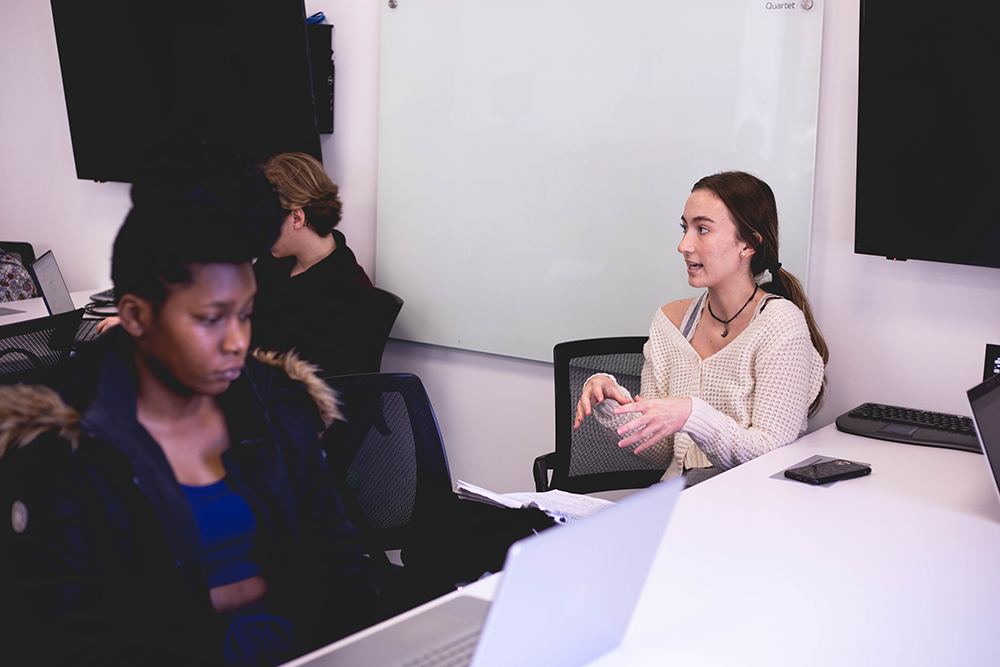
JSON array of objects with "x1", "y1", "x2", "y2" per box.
[
  {"x1": 50, "y1": 0, "x2": 322, "y2": 183},
  {"x1": 855, "y1": 0, "x2": 1000, "y2": 268}
]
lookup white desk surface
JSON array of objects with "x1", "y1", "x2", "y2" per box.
[
  {"x1": 0, "y1": 290, "x2": 103, "y2": 325},
  {"x1": 289, "y1": 425, "x2": 1000, "y2": 667},
  {"x1": 611, "y1": 425, "x2": 1000, "y2": 666}
]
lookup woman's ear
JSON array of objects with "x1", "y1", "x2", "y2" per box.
[
  {"x1": 742, "y1": 231, "x2": 763, "y2": 258},
  {"x1": 117, "y1": 294, "x2": 152, "y2": 338},
  {"x1": 290, "y1": 208, "x2": 307, "y2": 230}
]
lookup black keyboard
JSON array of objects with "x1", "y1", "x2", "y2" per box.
[
  {"x1": 76, "y1": 318, "x2": 101, "y2": 343},
  {"x1": 89, "y1": 287, "x2": 116, "y2": 303},
  {"x1": 835, "y1": 402, "x2": 981, "y2": 454}
]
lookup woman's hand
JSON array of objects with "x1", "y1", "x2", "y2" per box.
[
  {"x1": 574, "y1": 375, "x2": 632, "y2": 429},
  {"x1": 613, "y1": 396, "x2": 693, "y2": 453},
  {"x1": 94, "y1": 316, "x2": 121, "y2": 335}
]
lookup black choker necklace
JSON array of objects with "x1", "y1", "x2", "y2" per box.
[{"x1": 707, "y1": 285, "x2": 758, "y2": 338}]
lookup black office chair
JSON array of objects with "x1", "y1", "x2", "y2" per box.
[
  {"x1": 533, "y1": 336, "x2": 666, "y2": 493},
  {"x1": 363, "y1": 288, "x2": 403, "y2": 372},
  {"x1": 321, "y1": 372, "x2": 453, "y2": 584},
  {"x1": 0, "y1": 242, "x2": 36, "y2": 267},
  {"x1": 0, "y1": 309, "x2": 83, "y2": 384}
]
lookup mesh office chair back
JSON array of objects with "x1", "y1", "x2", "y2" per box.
[
  {"x1": 534, "y1": 337, "x2": 666, "y2": 493},
  {"x1": 321, "y1": 373, "x2": 452, "y2": 579},
  {"x1": 0, "y1": 309, "x2": 83, "y2": 384}
]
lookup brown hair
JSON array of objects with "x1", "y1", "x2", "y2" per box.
[
  {"x1": 260, "y1": 152, "x2": 342, "y2": 236},
  {"x1": 692, "y1": 171, "x2": 828, "y2": 416}
]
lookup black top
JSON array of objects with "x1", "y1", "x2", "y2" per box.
[{"x1": 252, "y1": 230, "x2": 377, "y2": 376}]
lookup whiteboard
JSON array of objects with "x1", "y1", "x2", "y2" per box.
[{"x1": 376, "y1": 0, "x2": 823, "y2": 361}]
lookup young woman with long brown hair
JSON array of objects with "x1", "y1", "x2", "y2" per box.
[{"x1": 575, "y1": 171, "x2": 828, "y2": 486}]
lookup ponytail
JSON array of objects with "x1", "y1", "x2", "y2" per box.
[
  {"x1": 758, "y1": 263, "x2": 828, "y2": 417},
  {"x1": 691, "y1": 171, "x2": 828, "y2": 418}
]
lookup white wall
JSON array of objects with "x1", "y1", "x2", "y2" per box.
[
  {"x1": 0, "y1": 1, "x2": 129, "y2": 291},
  {"x1": 3, "y1": 1, "x2": 998, "y2": 494}
]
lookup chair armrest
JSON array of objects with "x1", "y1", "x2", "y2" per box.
[{"x1": 533, "y1": 452, "x2": 557, "y2": 492}]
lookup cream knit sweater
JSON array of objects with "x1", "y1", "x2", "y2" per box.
[{"x1": 593, "y1": 293, "x2": 825, "y2": 481}]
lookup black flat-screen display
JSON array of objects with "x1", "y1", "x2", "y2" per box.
[
  {"x1": 50, "y1": 0, "x2": 321, "y2": 183},
  {"x1": 855, "y1": 1, "x2": 1000, "y2": 268}
]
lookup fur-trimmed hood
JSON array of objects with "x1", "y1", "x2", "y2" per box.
[
  {"x1": 250, "y1": 348, "x2": 342, "y2": 427},
  {"x1": 0, "y1": 348, "x2": 341, "y2": 462},
  {"x1": 0, "y1": 383, "x2": 81, "y2": 460}
]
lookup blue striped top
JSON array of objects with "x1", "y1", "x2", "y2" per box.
[{"x1": 181, "y1": 478, "x2": 261, "y2": 588}]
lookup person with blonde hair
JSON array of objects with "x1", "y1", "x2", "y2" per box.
[
  {"x1": 252, "y1": 152, "x2": 377, "y2": 376},
  {"x1": 575, "y1": 171, "x2": 827, "y2": 487}
]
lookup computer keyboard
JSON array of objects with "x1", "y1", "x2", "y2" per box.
[
  {"x1": 835, "y1": 402, "x2": 981, "y2": 454},
  {"x1": 89, "y1": 287, "x2": 116, "y2": 303},
  {"x1": 76, "y1": 318, "x2": 101, "y2": 343},
  {"x1": 397, "y1": 628, "x2": 481, "y2": 667}
]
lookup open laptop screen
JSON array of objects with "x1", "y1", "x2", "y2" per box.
[
  {"x1": 29, "y1": 250, "x2": 75, "y2": 315},
  {"x1": 968, "y1": 373, "x2": 1000, "y2": 505}
]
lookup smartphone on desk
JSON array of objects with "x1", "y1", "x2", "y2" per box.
[{"x1": 784, "y1": 458, "x2": 871, "y2": 485}]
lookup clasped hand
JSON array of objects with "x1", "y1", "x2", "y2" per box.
[{"x1": 574, "y1": 376, "x2": 692, "y2": 454}]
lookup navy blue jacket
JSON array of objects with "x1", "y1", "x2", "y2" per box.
[{"x1": 0, "y1": 330, "x2": 375, "y2": 666}]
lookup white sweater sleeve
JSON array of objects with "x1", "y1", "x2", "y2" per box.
[{"x1": 680, "y1": 321, "x2": 823, "y2": 469}]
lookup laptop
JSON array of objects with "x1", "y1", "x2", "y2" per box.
[
  {"x1": 298, "y1": 477, "x2": 684, "y2": 667},
  {"x1": 28, "y1": 250, "x2": 104, "y2": 343},
  {"x1": 968, "y1": 373, "x2": 1000, "y2": 507}
]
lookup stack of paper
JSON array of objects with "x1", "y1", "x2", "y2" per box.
[{"x1": 455, "y1": 480, "x2": 614, "y2": 524}]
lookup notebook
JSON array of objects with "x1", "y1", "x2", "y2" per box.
[
  {"x1": 28, "y1": 250, "x2": 103, "y2": 343},
  {"x1": 967, "y1": 373, "x2": 1000, "y2": 507},
  {"x1": 296, "y1": 477, "x2": 684, "y2": 667}
]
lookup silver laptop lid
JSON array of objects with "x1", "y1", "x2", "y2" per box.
[
  {"x1": 286, "y1": 478, "x2": 683, "y2": 667},
  {"x1": 29, "y1": 250, "x2": 75, "y2": 315},
  {"x1": 470, "y1": 477, "x2": 683, "y2": 667},
  {"x1": 968, "y1": 373, "x2": 1000, "y2": 508}
]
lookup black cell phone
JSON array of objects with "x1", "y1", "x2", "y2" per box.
[{"x1": 784, "y1": 459, "x2": 871, "y2": 485}]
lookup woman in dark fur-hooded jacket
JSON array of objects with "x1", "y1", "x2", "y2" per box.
[{"x1": 0, "y1": 142, "x2": 375, "y2": 667}]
